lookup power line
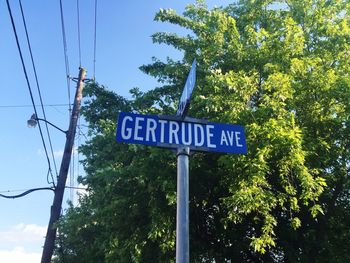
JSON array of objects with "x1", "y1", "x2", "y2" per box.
[
  {"x1": 46, "y1": 168, "x2": 55, "y2": 186},
  {"x1": 0, "y1": 103, "x2": 71, "y2": 108},
  {"x1": 76, "y1": 123, "x2": 81, "y2": 199},
  {"x1": 59, "y1": 0, "x2": 72, "y2": 112},
  {"x1": 64, "y1": 186, "x2": 87, "y2": 190},
  {"x1": 6, "y1": 0, "x2": 55, "y2": 187},
  {"x1": 0, "y1": 186, "x2": 87, "y2": 194},
  {"x1": 70, "y1": 118, "x2": 88, "y2": 201},
  {"x1": 93, "y1": 0, "x2": 98, "y2": 80},
  {"x1": 77, "y1": 0, "x2": 82, "y2": 67},
  {"x1": 69, "y1": 116, "x2": 82, "y2": 201},
  {"x1": 19, "y1": 0, "x2": 58, "y2": 183},
  {"x1": 0, "y1": 186, "x2": 87, "y2": 199},
  {"x1": 0, "y1": 187, "x2": 54, "y2": 199},
  {"x1": 78, "y1": 124, "x2": 88, "y2": 141},
  {"x1": 70, "y1": 136, "x2": 76, "y2": 201}
]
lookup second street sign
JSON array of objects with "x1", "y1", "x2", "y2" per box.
[{"x1": 116, "y1": 112, "x2": 247, "y2": 154}]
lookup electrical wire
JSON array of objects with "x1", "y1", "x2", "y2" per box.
[
  {"x1": 64, "y1": 186, "x2": 87, "y2": 190},
  {"x1": 59, "y1": 0, "x2": 72, "y2": 112},
  {"x1": 77, "y1": 0, "x2": 82, "y2": 67},
  {"x1": 69, "y1": 117, "x2": 83, "y2": 201},
  {"x1": 0, "y1": 186, "x2": 87, "y2": 194},
  {"x1": 77, "y1": 126, "x2": 80, "y2": 197},
  {"x1": 6, "y1": 0, "x2": 55, "y2": 187},
  {"x1": 78, "y1": 125, "x2": 88, "y2": 141},
  {"x1": 0, "y1": 187, "x2": 54, "y2": 199},
  {"x1": 19, "y1": 0, "x2": 58, "y2": 184},
  {"x1": 0, "y1": 186, "x2": 87, "y2": 199},
  {"x1": 47, "y1": 168, "x2": 54, "y2": 186},
  {"x1": 70, "y1": 138, "x2": 75, "y2": 201},
  {"x1": 93, "y1": 0, "x2": 98, "y2": 80},
  {"x1": 0, "y1": 103, "x2": 71, "y2": 108}
]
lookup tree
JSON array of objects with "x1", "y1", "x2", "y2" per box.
[{"x1": 55, "y1": 1, "x2": 350, "y2": 262}]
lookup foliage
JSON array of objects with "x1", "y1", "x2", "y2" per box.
[{"x1": 55, "y1": 0, "x2": 350, "y2": 262}]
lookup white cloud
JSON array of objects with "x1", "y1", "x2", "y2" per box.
[
  {"x1": 36, "y1": 148, "x2": 44, "y2": 156},
  {"x1": 38, "y1": 147, "x2": 78, "y2": 158},
  {"x1": 0, "y1": 247, "x2": 41, "y2": 263},
  {"x1": 18, "y1": 223, "x2": 46, "y2": 237},
  {"x1": 0, "y1": 224, "x2": 46, "y2": 262},
  {"x1": 76, "y1": 183, "x2": 88, "y2": 194},
  {"x1": 53, "y1": 149, "x2": 64, "y2": 158},
  {"x1": 69, "y1": 183, "x2": 88, "y2": 206},
  {"x1": 0, "y1": 223, "x2": 46, "y2": 243}
]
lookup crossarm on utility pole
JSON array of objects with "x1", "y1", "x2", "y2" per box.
[{"x1": 41, "y1": 67, "x2": 86, "y2": 263}]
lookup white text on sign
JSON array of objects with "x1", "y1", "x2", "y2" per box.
[{"x1": 116, "y1": 112, "x2": 247, "y2": 154}]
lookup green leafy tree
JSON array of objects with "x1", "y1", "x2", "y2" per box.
[{"x1": 55, "y1": 1, "x2": 350, "y2": 262}]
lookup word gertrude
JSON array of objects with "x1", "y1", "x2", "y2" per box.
[{"x1": 116, "y1": 112, "x2": 247, "y2": 154}]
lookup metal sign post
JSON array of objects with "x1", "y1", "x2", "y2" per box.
[
  {"x1": 175, "y1": 59, "x2": 196, "y2": 263},
  {"x1": 176, "y1": 146, "x2": 190, "y2": 263},
  {"x1": 116, "y1": 59, "x2": 247, "y2": 263}
]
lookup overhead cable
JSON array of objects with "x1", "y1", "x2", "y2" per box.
[
  {"x1": 0, "y1": 103, "x2": 71, "y2": 108},
  {"x1": 59, "y1": 0, "x2": 72, "y2": 112},
  {"x1": 93, "y1": 0, "x2": 98, "y2": 80},
  {"x1": 77, "y1": 0, "x2": 82, "y2": 67},
  {"x1": 0, "y1": 186, "x2": 87, "y2": 199},
  {"x1": 6, "y1": 0, "x2": 54, "y2": 186},
  {"x1": 0, "y1": 187, "x2": 54, "y2": 199},
  {"x1": 19, "y1": 0, "x2": 58, "y2": 183}
]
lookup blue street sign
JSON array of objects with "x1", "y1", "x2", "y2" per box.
[
  {"x1": 176, "y1": 59, "x2": 197, "y2": 117},
  {"x1": 116, "y1": 112, "x2": 247, "y2": 154}
]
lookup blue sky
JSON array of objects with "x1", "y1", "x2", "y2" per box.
[{"x1": 0, "y1": 0, "x2": 230, "y2": 261}]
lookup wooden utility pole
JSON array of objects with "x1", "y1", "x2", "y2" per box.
[{"x1": 41, "y1": 67, "x2": 86, "y2": 263}]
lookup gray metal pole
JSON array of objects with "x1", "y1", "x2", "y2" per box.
[{"x1": 176, "y1": 146, "x2": 190, "y2": 263}]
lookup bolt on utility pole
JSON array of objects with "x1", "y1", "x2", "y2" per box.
[{"x1": 41, "y1": 67, "x2": 86, "y2": 263}]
